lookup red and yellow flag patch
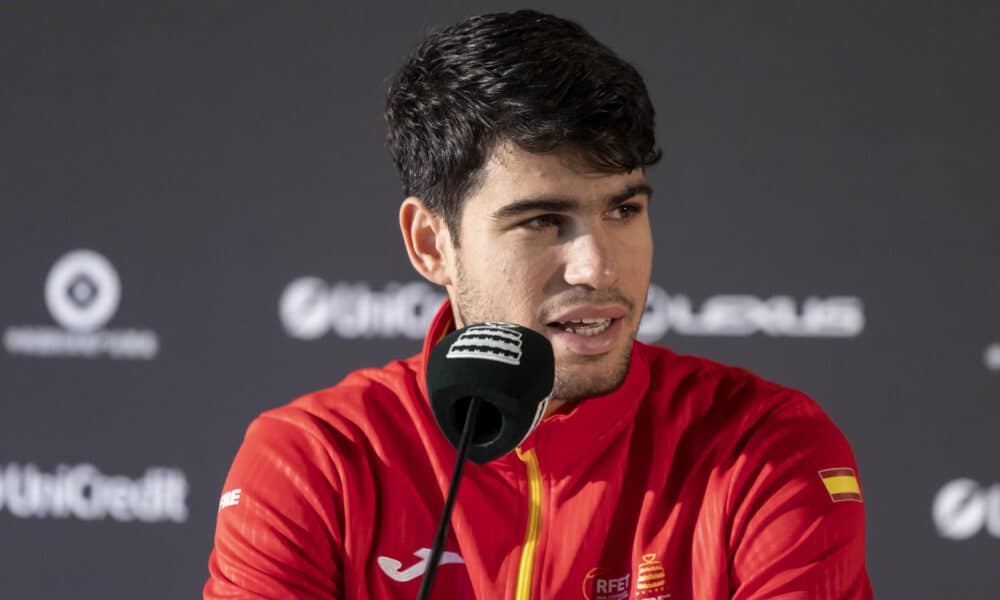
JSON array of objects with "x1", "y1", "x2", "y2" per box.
[{"x1": 818, "y1": 468, "x2": 863, "y2": 503}]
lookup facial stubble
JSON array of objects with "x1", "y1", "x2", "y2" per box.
[{"x1": 451, "y1": 254, "x2": 634, "y2": 404}]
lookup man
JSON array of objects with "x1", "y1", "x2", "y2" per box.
[{"x1": 205, "y1": 10, "x2": 872, "y2": 599}]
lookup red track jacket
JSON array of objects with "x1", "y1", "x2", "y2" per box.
[{"x1": 206, "y1": 300, "x2": 872, "y2": 599}]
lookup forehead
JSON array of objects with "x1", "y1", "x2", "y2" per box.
[{"x1": 465, "y1": 143, "x2": 646, "y2": 212}]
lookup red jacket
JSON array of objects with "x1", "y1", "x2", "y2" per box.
[{"x1": 206, "y1": 300, "x2": 872, "y2": 599}]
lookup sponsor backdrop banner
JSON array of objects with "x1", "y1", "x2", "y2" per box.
[{"x1": 1, "y1": 2, "x2": 997, "y2": 598}]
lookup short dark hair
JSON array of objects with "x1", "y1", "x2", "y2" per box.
[{"x1": 385, "y1": 10, "x2": 661, "y2": 240}]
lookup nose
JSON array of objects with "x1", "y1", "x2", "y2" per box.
[{"x1": 562, "y1": 225, "x2": 618, "y2": 290}]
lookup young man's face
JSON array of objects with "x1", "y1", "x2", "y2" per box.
[{"x1": 444, "y1": 143, "x2": 653, "y2": 403}]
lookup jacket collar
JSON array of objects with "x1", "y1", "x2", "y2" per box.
[{"x1": 418, "y1": 298, "x2": 650, "y2": 477}]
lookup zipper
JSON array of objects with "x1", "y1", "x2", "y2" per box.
[{"x1": 514, "y1": 447, "x2": 542, "y2": 600}]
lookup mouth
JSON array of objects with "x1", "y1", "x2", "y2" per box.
[
  {"x1": 544, "y1": 306, "x2": 628, "y2": 355},
  {"x1": 547, "y1": 318, "x2": 615, "y2": 336}
]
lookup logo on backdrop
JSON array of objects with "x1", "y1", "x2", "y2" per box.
[
  {"x1": 984, "y1": 343, "x2": 1000, "y2": 371},
  {"x1": 279, "y1": 278, "x2": 446, "y2": 340},
  {"x1": 278, "y1": 279, "x2": 865, "y2": 342},
  {"x1": 0, "y1": 462, "x2": 188, "y2": 523},
  {"x1": 3, "y1": 250, "x2": 160, "y2": 360},
  {"x1": 637, "y1": 284, "x2": 865, "y2": 341},
  {"x1": 932, "y1": 478, "x2": 1000, "y2": 540}
]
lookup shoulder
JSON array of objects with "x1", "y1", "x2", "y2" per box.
[
  {"x1": 638, "y1": 342, "x2": 823, "y2": 418},
  {"x1": 227, "y1": 354, "x2": 434, "y2": 482},
  {"x1": 634, "y1": 352, "x2": 874, "y2": 596},
  {"x1": 642, "y1": 344, "x2": 863, "y2": 503},
  {"x1": 636, "y1": 342, "x2": 851, "y2": 464},
  {"x1": 206, "y1": 354, "x2": 437, "y2": 597},
  {"x1": 258, "y1": 354, "x2": 424, "y2": 435},
  {"x1": 216, "y1": 353, "x2": 431, "y2": 506}
]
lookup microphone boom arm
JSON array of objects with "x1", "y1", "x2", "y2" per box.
[{"x1": 416, "y1": 396, "x2": 481, "y2": 600}]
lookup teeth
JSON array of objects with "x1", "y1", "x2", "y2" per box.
[{"x1": 559, "y1": 318, "x2": 612, "y2": 336}]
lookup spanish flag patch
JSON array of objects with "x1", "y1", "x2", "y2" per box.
[{"x1": 818, "y1": 468, "x2": 863, "y2": 503}]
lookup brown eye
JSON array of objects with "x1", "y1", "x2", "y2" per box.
[
  {"x1": 523, "y1": 214, "x2": 564, "y2": 229},
  {"x1": 610, "y1": 204, "x2": 642, "y2": 220}
]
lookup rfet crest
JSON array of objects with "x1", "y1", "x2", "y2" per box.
[{"x1": 582, "y1": 567, "x2": 630, "y2": 600}]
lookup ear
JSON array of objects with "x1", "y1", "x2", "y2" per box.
[{"x1": 399, "y1": 196, "x2": 454, "y2": 286}]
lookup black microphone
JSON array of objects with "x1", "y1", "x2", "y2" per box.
[{"x1": 417, "y1": 322, "x2": 554, "y2": 599}]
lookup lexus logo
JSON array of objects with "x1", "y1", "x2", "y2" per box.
[{"x1": 637, "y1": 284, "x2": 865, "y2": 340}]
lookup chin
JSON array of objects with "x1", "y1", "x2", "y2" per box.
[
  {"x1": 551, "y1": 348, "x2": 633, "y2": 402},
  {"x1": 550, "y1": 375, "x2": 622, "y2": 403}
]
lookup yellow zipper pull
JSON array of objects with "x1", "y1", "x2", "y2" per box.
[{"x1": 514, "y1": 447, "x2": 542, "y2": 600}]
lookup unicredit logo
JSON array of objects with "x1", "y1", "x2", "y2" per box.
[
  {"x1": 637, "y1": 284, "x2": 865, "y2": 340},
  {"x1": 3, "y1": 250, "x2": 159, "y2": 360},
  {"x1": 932, "y1": 478, "x2": 1000, "y2": 540},
  {"x1": 279, "y1": 279, "x2": 446, "y2": 340},
  {"x1": 0, "y1": 462, "x2": 188, "y2": 523}
]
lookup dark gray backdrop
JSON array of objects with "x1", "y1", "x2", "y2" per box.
[{"x1": 1, "y1": 1, "x2": 997, "y2": 598}]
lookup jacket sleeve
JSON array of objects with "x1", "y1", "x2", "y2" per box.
[
  {"x1": 725, "y1": 392, "x2": 874, "y2": 599},
  {"x1": 204, "y1": 413, "x2": 345, "y2": 599}
]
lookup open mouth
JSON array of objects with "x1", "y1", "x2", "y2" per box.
[{"x1": 547, "y1": 317, "x2": 615, "y2": 337}]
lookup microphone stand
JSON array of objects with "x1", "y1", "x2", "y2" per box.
[{"x1": 416, "y1": 397, "x2": 481, "y2": 600}]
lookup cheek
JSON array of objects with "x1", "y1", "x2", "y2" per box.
[
  {"x1": 618, "y1": 225, "x2": 653, "y2": 267},
  {"x1": 483, "y1": 238, "x2": 555, "y2": 279},
  {"x1": 497, "y1": 259, "x2": 538, "y2": 292},
  {"x1": 497, "y1": 254, "x2": 556, "y2": 306}
]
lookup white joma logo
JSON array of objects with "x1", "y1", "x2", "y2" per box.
[{"x1": 376, "y1": 548, "x2": 464, "y2": 582}]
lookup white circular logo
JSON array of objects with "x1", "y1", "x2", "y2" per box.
[
  {"x1": 45, "y1": 250, "x2": 121, "y2": 333},
  {"x1": 279, "y1": 277, "x2": 330, "y2": 340},
  {"x1": 984, "y1": 343, "x2": 1000, "y2": 371},
  {"x1": 933, "y1": 478, "x2": 987, "y2": 540},
  {"x1": 637, "y1": 284, "x2": 671, "y2": 341}
]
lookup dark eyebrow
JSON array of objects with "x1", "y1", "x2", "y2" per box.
[
  {"x1": 491, "y1": 197, "x2": 578, "y2": 220},
  {"x1": 491, "y1": 183, "x2": 653, "y2": 221},
  {"x1": 607, "y1": 183, "x2": 654, "y2": 208}
]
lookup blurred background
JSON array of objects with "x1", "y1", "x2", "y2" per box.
[{"x1": 1, "y1": 1, "x2": 997, "y2": 597}]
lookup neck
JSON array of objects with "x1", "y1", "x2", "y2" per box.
[{"x1": 543, "y1": 398, "x2": 571, "y2": 419}]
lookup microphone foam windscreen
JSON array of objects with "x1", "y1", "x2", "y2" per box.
[{"x1": 426, "y1": 322, "x2": 554, "y2": 464}]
